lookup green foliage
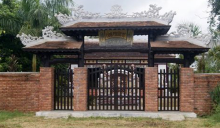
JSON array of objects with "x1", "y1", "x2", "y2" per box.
[
  {"x1": 0, "y1": 0, "x2": 74, "y2": 72},
  {"x1": 2, "y1": 55, "x2": 22, "y2": 72},
  {"x1": 210, "y1": 85, "x2": 220, "y2": 106},
  {"x1": 51, "y1": 55, "x2": 70, "y2": 70},
  {"x1": 205, "y1": 46, "x2": 220, "y2": 73},
  {"x1": 195, "y1": 54, "x2": 206, "y2": 73},
  {"x1": 0, "y1": 34, "x2": 32, "y2": 72},
  {"x1": 0, "y1": 0, "x2": 22, "y2": 34},
  {"x1": 208, "y1": 0, "x2": 220, "y2": 31},
  {"x1": 18, "y1": 0, "x2": 74, "y2": 36}
]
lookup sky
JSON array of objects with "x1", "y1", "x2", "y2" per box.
[{"x1": 74, "y1": 0, "x2": 210, "y2": 33}]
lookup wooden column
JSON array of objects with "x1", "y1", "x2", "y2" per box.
[
  {"x1": 183, "y1": 53, "x2": 195, "y2": 67},
  {"x1": 148, "y1": 32, "x2": 154, "y2": 67},
  {"x1": 78, "y1": 35, "x2": 85, "y2": 67},
  {"x1": 40, "y1": 54, "x2": 51, "y2": 67}
]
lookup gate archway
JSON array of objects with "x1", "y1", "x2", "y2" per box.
[{"x1": 88, "y1": 65, "x2": 145, "y2": 111}]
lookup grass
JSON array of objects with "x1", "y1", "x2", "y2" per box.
[
  {"x1": 202, "y1": 112, "x2": 220, "y2": 127},
  {"x1": 0, "y1": 111, "x2": 220, "y2": 128}
]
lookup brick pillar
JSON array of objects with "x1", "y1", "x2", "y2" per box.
[
  {"x1": 74, "y1": 67, "x2": 88, "y2": 111},
  {"x1": 39, "y1": 67, "x2": 54, "y2": 111},
  {"x1": 180, "y1": 68, "x2": 194, "y2": 112},
  {"x1": 145, "y1": 67, "x2": 158, "y2": 111}
]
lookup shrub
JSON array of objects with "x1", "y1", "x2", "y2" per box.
[{"x1": 210, "y1": 84, "x2": 220, "y2": 106}]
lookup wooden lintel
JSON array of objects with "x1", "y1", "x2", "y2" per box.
[
  {"x1": 49, "y1": 58, "x2": 78, "y2": 65},
  {"x1": 155, "y1": 58, "x2": 184, "y2": 64}
]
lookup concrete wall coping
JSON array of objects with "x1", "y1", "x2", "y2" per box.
[
  {"x1": 195, "y1": 73, "x2": 220, "y2": 75},
  {"x1": 0, "y1": 72, "x2": 39, "y2": 75}
]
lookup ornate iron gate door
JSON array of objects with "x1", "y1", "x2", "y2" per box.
[
  {"x1": 54, "y1": 69, "x2": 74, "y2": 110},
  {"x1": 88, "y1": 65, "x2": 145, "y2": 111}
]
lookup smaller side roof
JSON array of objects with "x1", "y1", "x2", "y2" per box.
[
  {"x1": 151, "y1": 41, "x2": 205, "y2": 49},
  {"x1": 23, "y1": 41, "x2": 82, "y2": 53},
  {"x1": 151, "y1": 41, "x2": 209, "y2": 53}
]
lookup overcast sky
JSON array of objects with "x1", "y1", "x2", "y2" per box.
[{"x1": 74, "y1": 0, "x2": 210, "y2": 33}]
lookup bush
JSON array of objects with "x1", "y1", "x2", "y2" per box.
[{"x1": 210, "y1": 84, "x2": 220, "y2": 107}]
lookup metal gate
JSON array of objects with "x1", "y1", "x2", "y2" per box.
[
  {"x1": 54, "y1": 69, "x2": 74, "y2": 110},
  {"x1": 158, "y1": 68, "x2": 179, "y2": 111},
  {"x1": 88, "y1": 65, "x2": 145, "y2": 111}
]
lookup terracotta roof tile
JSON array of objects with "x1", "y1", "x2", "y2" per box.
[
  {"x1": 63, "y1": 21, "x2": 167, "y2": 28},
  {"x1": 24, "y1": 41, "x2": 82, "y2": 50},
  {"x1": 151, "y1": 41, "x2": 205, "y2": 49}
]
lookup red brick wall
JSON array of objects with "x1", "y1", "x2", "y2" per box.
[
  {"x1": 0, "y1": 67, "x2": 54, "y2": 112},
  {"x1": 180, "y1": 68, "x2": 195, "y2": 112},
  {"x1": 73, "y1": 68, "x2": 88, "y2": 111},
  {"x1": 39, "y1": 67, "x2": 54, "y2": 111},
  {"x1": 0, "y1": 72, "x2": 40, "y2": 112},
  {"x1": 145, "y1": 67, "x2": 158, "y2": 111},
  {"x1": 194, "y1": 74, "x2": 220, "y2": 116}
]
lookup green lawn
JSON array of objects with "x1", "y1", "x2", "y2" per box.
[{"x1": 0, "y1": 111, "x2": 220, "y2": 128}]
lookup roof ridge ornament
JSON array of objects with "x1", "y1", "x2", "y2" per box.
[
  {"x1": 105, "y1": 5, "x2": 127, "y2": 18},
  {"x1": 17, "y1": 26, "x2": 71, "y2": 47},
  {"x1": 55, "y1": 4, "x2": 176, "y2": 26}
]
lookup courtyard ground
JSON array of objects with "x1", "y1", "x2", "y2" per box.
[{"x1": 0, "y1": 111, "x2": 220, "y2": 128}]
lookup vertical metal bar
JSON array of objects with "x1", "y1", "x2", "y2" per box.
[
  {"x1": 143, "y1": 68, "x2": 145, "y2": 111},
  {"x1": 91, "y1": 69, "x2": 93, "y2": 110},
  {"x1": 163, "y1": 69, "x2": 166, "y2": 111},
  {"x1": 120, "y1": 65, "x2": 122, "y2": 110},
  {"x1": 71, "y1": 69, "x2": 73, "y2": 110},
  {"x1": 171, "y1": 70, "x2": 173, "y2": 111},
  {"x1": 160, "y1": 69, "x2": 162, "y2": 111},
  {"x1": 114, "y1": 65, "x2": 118, "y2": 110},
  {"x1": 61, "y1": 69, "x2": 63, "y2": 110},
  {"x1": 106, "y1": 66, "x2": 109, "y2": 110},
  {"x1": 138, "y1": 68, "x2": 141, "y2": 111},
  {"x1": 124, "y1": 65, "x2": 126, "y2": 110},
  {"x1": 174, "y1": 69, "x2": 176, "y2": 111},
  {"x1": 131, "y1": 66, "x2": 134, "y2": 110},
  {"x1": 177, "y1": 68, "x2": 180, "y2": 111},
  {"x1": 64, "y1": 69, "x2": 67, "y2": 110},
  {"x1": 110, "y1": 65, "x2": 113, "y2": 110},
  {"x1": 135, "y1": 68, "x2": 138, "y2": 110},
  {"x1": 95, "y1": 68, "x2": 98, "y2": 110},
  {"x1": 54, "y1": 69, "x2": 56, "y2": 110},
  {"x1": 128, "y1": 66, "x2": 130, "y2": 110},
  {"x1": 102, "y1": 65, "x2": 105, "y2": 110},
  {"x1": 67, "y1": 69, "x2": 70, "y2": 110},
  {"x1": 99, "y1": 68, "x2": 101, "y2": 110},
  {"x1": 167, "y1": 68, "x2": 169, "y2": 111},
  {"x1": 57, "y1": 69, "x2": 60, "y2": 110}
]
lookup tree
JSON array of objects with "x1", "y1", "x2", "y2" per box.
[
  {"x1": 206, "y1": 46, "x2": 220, "y2": 73},
  {"x1": 209, "y1": 0, "x2": 220, "y2": 32},
  {"x1": 177, "y1": 22, "x2": 202, "y2": 37},
  {"x1": 0, "y1": 0, "x2": 74, "y2": 72}
]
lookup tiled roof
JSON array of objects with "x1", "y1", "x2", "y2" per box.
[
  {"x1": 62, "y1": 21, "x2": 168, "y2": 28},
  {"x1": 23, "y1": 40, "x2": 208, "y2": 53}
]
